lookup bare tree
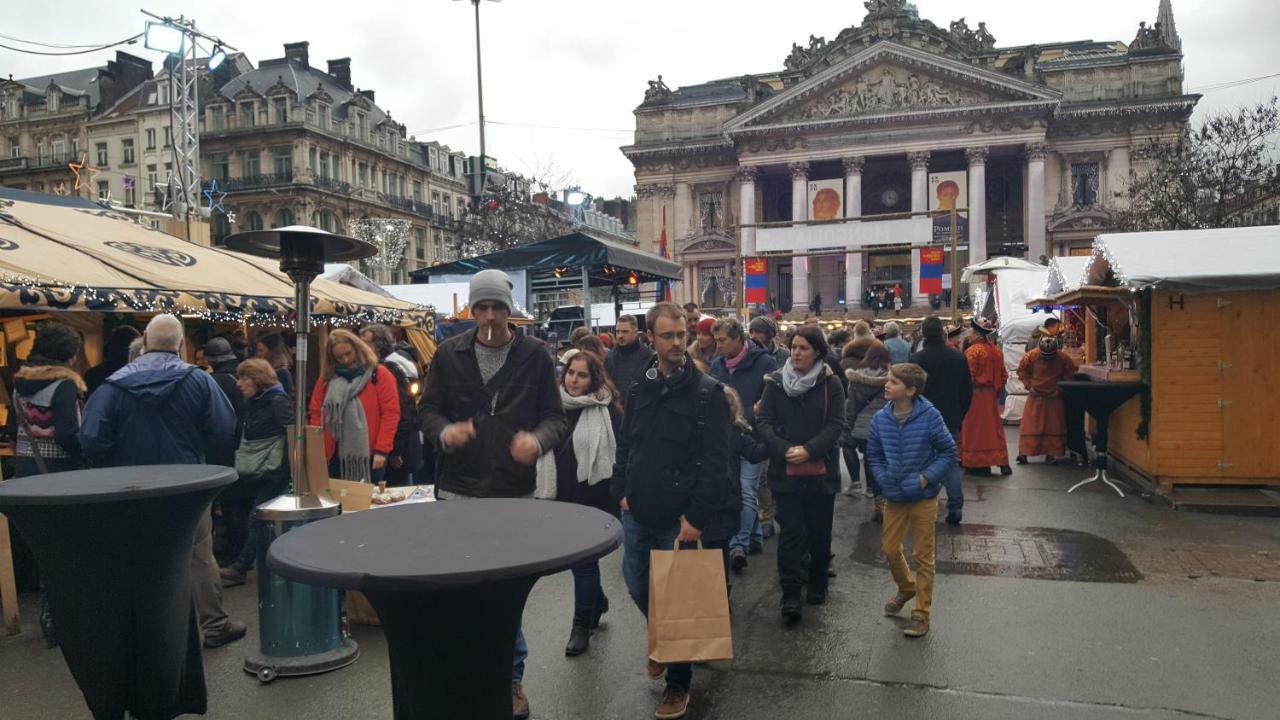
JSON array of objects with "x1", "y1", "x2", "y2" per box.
[
  {"x1": 448, "y1": 158, "x2": 578, "y2": 259},
  {"x1": 1113, "y1": 98, "x2": 1279, "y2": 231}
]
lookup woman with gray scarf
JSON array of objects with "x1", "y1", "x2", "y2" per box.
[
  {"x1": 308, "y1": 329, "x2": 400, "y2": 483},
  {"x1": 757, "y1": 324, "x2": 846, "y2": 626},
  {"x1": 535, "y1": 349, "x2": 622, "y2": 657}
]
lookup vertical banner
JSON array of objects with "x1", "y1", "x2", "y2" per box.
[
  {"x1": 807, "y1": 179, "x2": 844, "y2": 221},
  {"x1": 744, "y1": 258, "x2": 768, "y2": 307},
  {"x1": 928, "y1": 170, "x2": 968, "y2": 244},
  {"x1": 659, "y1": 206, "x2": 672, "y2": 301},
  {"x1": 919, "y1": 247, "x2": 944, "y2": 295}
]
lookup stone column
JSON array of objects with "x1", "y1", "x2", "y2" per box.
[
  {"x1": 1026, "y1": 143, "x2": 1047, "y2": 261},
  {"x1": 792, "y1": 255, "x2": 809, "y2": 314},
  {"x1": 1106, "y1": 146, "x2": 1130, "y2": 206},
  {"x1": 1058, "y1": 152, "x2": 1072, "y2": 209},
  {"x1": 842, "y1": 156, "x2": 864, "y2": 219},
  {"x1": 789, "y1": 161, "x2": 809, "y2": 222},
  {"x1": 908, "y1": 151, "x2": 930, "y2": 214},
  {"x1": 845, "y1": 252, "x2": 862, "y2": 312},
  {"x1": 738, "y1": 166, "x2": 758, "y2": 257},
  {"x1": 674, "y1": 181, "x2": 692, "y2": 241},
  {"x1": 966, "y1": 147, "x2": 988, "y2": 265}
]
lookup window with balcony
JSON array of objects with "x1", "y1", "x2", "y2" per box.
[
  {"x1": 273, "y1": 97, "x2": 288, "y2": 124},
  {"x1": 241, "y1": 151, "x2": 259, "y2": 178},
  {"x1": 275, "y1": 208, "x2": 294, "y2": 228},
  {"x1": 51, "y1": 138, "x2": 65, "y2": 163},
  {"x1": 699, "y1": 191, "x2": 724, "y2": 232},
  {"x1": 145, "y1": 129, "x2": 156, "y2": 150},
  {"x1": 433, "y1": 230, "x2": 444, "y2": 260},
  {"x1": 211, "y1": 153, "x2": 229, "y2": 182},
  {"x1": 4, "y1": 96, "x2": 18, "y2": 118},
  {"x1": 239, "y1": 102, "x2": 255, "y2": 128},
  {"x1": 457, "y1": 197, "x2": 467, "y2": 218},
  {"x1": 124, "y1": 183, "x2": 136, "y2": 207},
  {"x1": 1071, "y1": 163, "x2": 1099, "y2": 207},
  {"x1": 209, "y1": 106, "x2": 225, "y2": 131},
  {"x1": 146, "y1": 164, "x2": 157, "y2": 190},
  {"x1": 412, "y1": 180, "x2": 422, "y2": 202},
  {"x1": 319, "y1": 152, "x2": 331, "y2": 180},
  {"x1": 95, "y1": 143, "x2": 108, "y2": 167},
  {"x1": 272, "y1": 147, "x2": 291, "y2": 177},
  {"x1": 432, "y1": 191, "x2": 441, "y2": 216},
  {"x1": 358, "y1": 163, "x2": 368, "y2": 188},
  {"x1": 415, "y1": 228, "x2": 426, "y2": 260},
  {"x1": 317, "y1": 103, "x2": 330, "y2": 130},
  {"x1": 10, "y1": 138, "x2": 21, "y2": 158},
  {"x1": 121, "y1": 139, "x2": 135, "y2": 165},
  {"x1": 47, "y1": 91, "x2": 60, "y2": 113},
  {"x1": 356, "y1": 112, "x2": 367, "y2": 141}
]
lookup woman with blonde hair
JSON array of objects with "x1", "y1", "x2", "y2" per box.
[{"x1": 308, "y1": 329, "x2": 400, "y2": 483}]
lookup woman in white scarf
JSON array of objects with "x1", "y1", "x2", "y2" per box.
[{"x1": 535, "y1": 349, "x2": 622, "y2": 657}]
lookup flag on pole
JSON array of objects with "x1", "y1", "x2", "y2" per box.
[{"x1": 659, "y1": 206, "x2": 672, "y2": 301}]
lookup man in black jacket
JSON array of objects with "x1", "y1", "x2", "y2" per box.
[
  {"x1": 603, "y1": 313, "x2": 653, "y2": 407},
  {"x1": 612, "y1": 302, "x2": 730, "y2": 720},
  {"x1": 909, "y1": 316, "x2": 973, "y2": 524},
  {"x1": 419, "y1": 269, "x2": 566, "y2": 720}
]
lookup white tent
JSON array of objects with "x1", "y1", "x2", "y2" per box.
[
  {"x1": 322, "y1": 264, "x2": 395, "y2": 298},
  {"x1": 961, "y1": 255, "x2": 1044, "y2": 283},
  {"x1": 1043, "y1": 256, "x2": 1092, "y2": 297},
  {"x1": 1088, "y1": 225, "x2": 1280, "y2": 292}
]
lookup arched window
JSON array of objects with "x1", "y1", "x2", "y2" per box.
[
  {"x1": 316, "y1": 210, "x2": 334, "y2": 232},
  {"x1": 247, "y1": 211, "x2": 263, "y2": 231},
  {"x1": 211, "y1": 213, "x2": 231, "y2": 245},
  {"x1": 275, "y1": 208, "x2": 294, "y2": 228}
]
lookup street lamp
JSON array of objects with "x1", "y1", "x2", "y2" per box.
[{"x1": 455, "y1": 0, "x2": 502, "y2": 205}]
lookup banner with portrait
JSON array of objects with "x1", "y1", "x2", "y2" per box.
[
  {"x1": 807, "y1": 179, "x2": 844, "y2": 221},
  {"x1": 928, "y1": 171, "x2": 968, "y2": 244}
]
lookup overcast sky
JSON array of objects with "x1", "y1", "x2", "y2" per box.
[{"x1": 3, "y1": 0, "x2": 1277, "y2": 199}]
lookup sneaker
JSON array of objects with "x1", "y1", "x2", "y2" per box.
[
  {"x1": 730, "y1": 548, "x2": 747, "y2": 574},
  {"x1": 945, "y1": 512, "x2": 962, "y2": 526},
  {"x1": 203, "y1": 620, "x2": 247, "y2": 649},
  {"x1": 781, "y1": 594, "x2": 803, "y2": 625},
  {"x1": 747, "y1": 540, "x2": 763, "y2": 556},
  {"x1": 883, "y1": 591, "x2": 916, "y2": 616},
  {"x1": 512, "y1": 682, "x2": 530, "y2": 719},
  {"x1": 646, "y1": 658, "x2": 666, "y2": 680},
  {"x1": 904, "y1": 614, "x2": 930, "y2": 638},
  {"x1": 655, "y1": 686, "x2": 691, "y2": 719},
  {"x1": 219, "y1": 565, "x2": 248, "y2": 588},
  {"x1": 999, "y1": 465, "x2": 1013, "y2": 476}
]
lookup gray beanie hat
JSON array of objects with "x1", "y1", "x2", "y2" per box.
[
  {"x1": 469, "y1": 269, "x2": 514, "y2": 313},
  {"x1": 748, "y1": 315, "x2": 777, "y2": 340},
  {"x1": 204, "y1": 337, "x2": 237, "y2": 364}
]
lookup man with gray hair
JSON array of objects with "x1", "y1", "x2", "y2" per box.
[
  {"x1": 883, "y1": 321, "x2": 912, "y2": 364},
  {"x1": 81, "y1": 314, "x2": 244, "y2": 648}
]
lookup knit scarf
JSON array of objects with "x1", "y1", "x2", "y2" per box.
[
  {"x1": 322, "y1": 364, "x2": 374, "y2": 483},
  {"x1": 534, "y1": 388, "x2": 616, "y2": 499},
  {"x1": 724, "y1": 341, "x2": 750, "y2": 374},
  {"x1": 780, "y1": 358, "x2": 823, "y2": 398}
]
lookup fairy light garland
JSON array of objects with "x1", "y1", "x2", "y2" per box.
[{"x1": 351, "y1": 218, "x2": 411, "y2": 275}]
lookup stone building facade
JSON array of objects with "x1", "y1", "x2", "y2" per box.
[{"x1": 623, "y1": 0, "x2": 1195, "y2": 313}]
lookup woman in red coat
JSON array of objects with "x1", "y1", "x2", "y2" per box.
[{"x1": 309, "y1": 328, "x2": 400, "y2": 483}]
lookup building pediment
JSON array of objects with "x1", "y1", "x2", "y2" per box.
[{"x1": 726, "y1": 42, "x2": 1060, "y2": 136}]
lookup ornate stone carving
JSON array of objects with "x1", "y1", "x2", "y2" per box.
[
  {"x1": 784, "y1": 35, "x2": 829, "y2": 71},
  {"x1": 863, "y1": 0, "x2": 908, "y2": 17},
  {"x1": 947, "y1": 18, "x2": 996, "y2": 52},
  {"x1": 965, "y1": 147, "x2": 989, "y2": 166},
  {"x1": 788, "y1": 162, "x2": 810, "y2": 180},
  {"x1": 797, "y1": 69, "x2": 985, "y2": 120},
  {"x1": 736, "y1": 166, "x2": 759, "y2": 183},
  {"x1": 1025, "y1": 142, "x2": 1048, "y2": 161},
  {"x1": 842, "y1": 157, "x2": 866, "y2": 175},
  {"x1": 1130, "y1": 21, "x2": 1176, "y2": 54},
  {"x1": 643, "y1": 75, "x2": 672, "y2": 103},
  {"x1": 907, "y1": 151, "x2": 931, "y2": 171},
  {"x1": 634, "y1": 184, "x2": 655, "y2": 200},
  {"x1": 654, "y1": 183, "x2": 676, "y2": 199}
]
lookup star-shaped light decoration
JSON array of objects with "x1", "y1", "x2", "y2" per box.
[
  {"x1": 203, "y1": 179, "x2": 227, "y2": 214},
  {"x1": 68, "y1": 153, "x2": 102, "y2": 193},
  {"x1": 226, "y1": 210, "x2": 237, "y2": 224},
  {"x1": 123, "y1": 175, "x2": 136, "y2": 191},
  {"x1": 155, "y1": 172, "x2": 176, "y2": 211}
]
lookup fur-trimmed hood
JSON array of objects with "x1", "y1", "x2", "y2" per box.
[
  {"x1": 15, "y1": 364, "x2": 87, "y2": 394},
  {"x1": 844, "y1": 367, "x2": 888, "y2": 387}
]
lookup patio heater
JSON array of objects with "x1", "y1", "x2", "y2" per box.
[{"x1": 224, "y1": 225, "x2": 376, "y2": 682}]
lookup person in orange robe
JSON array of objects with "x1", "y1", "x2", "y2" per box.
[
  {"x1": 1016, "y1": 335, "x2": 1078, "y2": 463},
  {"x1": 959, "y1": 322, "x2": 1011, "y2": 476}
]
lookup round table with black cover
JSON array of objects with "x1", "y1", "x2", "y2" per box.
[
  {"x1": 267, "y1": 498, "x2": 621, "y2": 719},
  {"x1": 1059, "y1": 381, "x2": 1146, "y2": 497},
  {"x1": 0, "y1": 464, "x2": 237, "y2": 720}
]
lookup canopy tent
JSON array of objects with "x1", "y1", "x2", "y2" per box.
[
  {"x1": 322, "y1": 263, "x2": 395, "y2": 298},
  {"x1": 410, "y1": 232, "x2": 682, "y2": 286},
  {"x1": 1086, "y1": 225, "x2": 1280, "y2": 293},
  {"x1": 0, "y1": 188, "x2": 429, "y2": 328},
  {"x1": 1043, "y1": 256, "x2": 1092, "y2": 298},
  {"x1": 960, "y1": 255, "x2": 1044, "y2": 283}
]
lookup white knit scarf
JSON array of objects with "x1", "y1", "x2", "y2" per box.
[{"x1": 534, "y1": 388, "x2": 616, "y2": 499}]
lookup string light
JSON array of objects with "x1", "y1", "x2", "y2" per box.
[{"x1": 351, "y1": 218, "x2": 411, "y2": 275}]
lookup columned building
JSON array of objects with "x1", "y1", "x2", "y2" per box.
[{"x1": 623, "y1": 0, "x2": 1194, "y2": 314}]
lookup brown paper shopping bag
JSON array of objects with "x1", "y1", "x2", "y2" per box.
[{"x1": 647, "y1": 540, "x2": 733, "y2": 664}]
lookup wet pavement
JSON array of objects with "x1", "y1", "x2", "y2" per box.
[{"x1": 2, "y1": 433, "x2": 1279, "y2": 719}]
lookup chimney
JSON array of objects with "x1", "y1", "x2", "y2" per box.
[
  {"x1": 283, "y1": 41, "x2": 310, "y2": 67},
  {"x1": 98, "y1": 51, "x2": 153, "y2": 113},
  {"x1": 358, "y1": 89, "x2": 375, "y2": 103},
  {"x1": 327, "y1": 58, "x2": 352, "y2": 90}
]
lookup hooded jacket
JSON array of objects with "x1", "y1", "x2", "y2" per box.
[
  {"x1": 11, "y1": 364, "x2": 85, "y2": 475},
  {"x1": 844, "y1": 367, "x2": 889, "y2": 442},
  {"x1": 756, "y1": 364, "x2": 847, "y2": 494},
  {"x1": 603, "y1": 339, "x2": 655, "y2": 406},
  {"x1": 709, "y1": 340, "x2": 778, "y2": 425},
  {"x1": 865, "y1": 396, "x2": 957, "y2": 504},
  {"x1": 80, "y1": 351, "x2": 237, "y2": 467}
]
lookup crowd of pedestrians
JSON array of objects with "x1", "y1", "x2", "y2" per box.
[{"x1": 5, "y1": 265, "x2": 1076, "y2": 720}]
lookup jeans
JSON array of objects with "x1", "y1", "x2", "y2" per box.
[
  {"x1": 571, "y1": 559, "x2": 604, "y2": 620},
  {"x1": 730, "y1": 460, "x2": 764, "y2": 552},
  {"x1": 846, "y1": 440, "x2": 881, "y2": 497},
  {"x1": 774, "y1": 490, "x2": 836, "y2": 597},
  {"x1": 943, "y1": 431, "x2": 964, "y2": 514},
  {"x1": 234, "y1": 474, "x2": 289, "y2": 571},
  {"x1": 620, "y1": 511, "x2": 692, "y2": 691},
  {"x1": 434, "y1": 489, "x2": 527, "y2": 683},
  {"x1": 882, "y1": 498, "x2": 937, "y2": 618}
]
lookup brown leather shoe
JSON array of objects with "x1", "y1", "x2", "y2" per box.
[
  {"x1": 904, "y1": 614, "x2": 930, "y2": 637},
  {"x1": 655, "y1": 686, "x2": 690, "y2": 719},
  {"x1": 883, "y1": 590, "x2": 916, "y2": 616},
  {"x1": 646, "y1": 658, "x2": 666, "y2": 679},
  {"x1": 202, "y1": 619, "x2": 247, "y2": 649},
  {"x1": 512, "y1": 682, "x2": 530, "y2": 719}
]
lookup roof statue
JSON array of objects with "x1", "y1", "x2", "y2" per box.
[{"x1": 644, "y1": 75, "x2": 672, "y2": 103}]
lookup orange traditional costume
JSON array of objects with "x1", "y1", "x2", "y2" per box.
[
  {"x1": 959, "y1": 335, "x2": 1009, "y2": 468},
  {"x1": 1016, "y1": 347, "x2": 1077, "y2": 458}
]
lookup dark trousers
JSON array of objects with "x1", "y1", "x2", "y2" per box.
[
  {"x1": 234, "y1": 475, "x2": 290, "y2": 571},
  {"x1": 775, "y1": 489, "x2": 836, "y2": 597},
  {"x1": 621, "y1": 512, "x2": 692, "y2": 691},
  {"x1": 842, "y1": 442, "x2": 881, "y2": 496},
  {"x1": 570, "y1": 560, "x2": 604, "y2": 620}
]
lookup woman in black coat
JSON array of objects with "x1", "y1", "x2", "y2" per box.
[
  {"x1": 757, "y1": 324, "x2": 846, "y2": 625},
  {"x1": 219, "y1": 359, "x2": 294, "y2": 587},
  {"x1": 540, "y1": 350, "x2": 622, "y2": 657}
]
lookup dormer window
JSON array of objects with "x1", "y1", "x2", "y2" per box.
[
  {"x1": 47, "y1": 91, "x2": 60, "y2": 113},
  {"x1": 316, "y1": 103, "x2": 330, "y2": 130},
  {"x1": 273, "y1": 97, "x2": 288, "y2": 124}
]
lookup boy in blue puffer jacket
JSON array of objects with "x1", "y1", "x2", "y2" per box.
[{"x1": 866, "y1": 363, "x2": 957, "y2": 639}]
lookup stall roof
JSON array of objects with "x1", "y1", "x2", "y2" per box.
[
  {"x1": 961, "y1": 255, "x2": 1044, "y2": 283},
  {"x1": 1043, "y1": 256, "x2": 1092, "y2": 297},
  {"x1": 322, "y1": 264, "x2": 395, "y2": 298},
  {"x1": 410, "y1": 232, "x2": 681, "y2": 284},
  {"x1": 0, "y1": 187, "x2": 427, "y2": 325},
  {"x1": 1087, "y1": 226, "x2": 1280, "y2": 292}
]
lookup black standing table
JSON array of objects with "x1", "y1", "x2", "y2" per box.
[
  {"x1": 267, "y1": 498, "x2": 621, "y2": 719},
  {"x1": 1058, "y1": 381, "x2": 1146, "y2": 497},
  {"x1": 0, "y1": 464, "x2": 237, "y2": 720}
]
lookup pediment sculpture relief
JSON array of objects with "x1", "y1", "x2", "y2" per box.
[{"x1": 793, "y1": 68, "x2": 987, "y2": 120}]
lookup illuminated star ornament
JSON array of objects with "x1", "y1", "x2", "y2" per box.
[
  {"x1": 203, "y1": 179, "x2": 227, "y2": 214},
  {"x1": 123, "y1": 175, "x2": 136, "y2": 191},
  {"x1": 226, "y1": 210, "x2": 237, "y2": 224},
  {"x1": 68, "y1": 153, "x2": 102, "y2": 192}
]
